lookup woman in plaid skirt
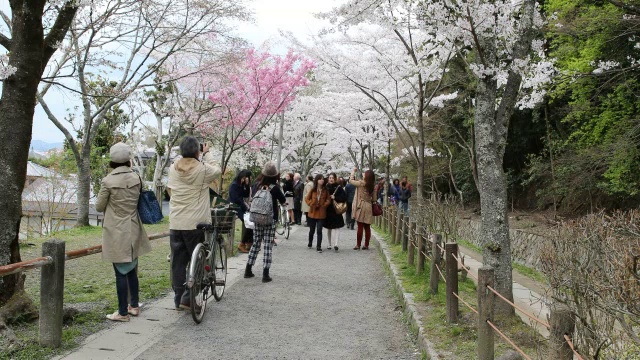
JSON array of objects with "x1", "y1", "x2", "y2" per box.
[{"x1": 244, "y1": 161, "x2": 286, "y2": 283}]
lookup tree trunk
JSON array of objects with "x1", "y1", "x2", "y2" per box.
[
  {"x1": 474, "y1": 77, "x2": 514, "y2": 317},
  {"x1": 0, "y1": 2, "x2": 47, "y2": 304},
  {"x1": 0, "y1": 1, "x2": 77, "y2": 304},
  {"x1": 76, "y1": 152, "x2": 92, "y2": 227}
]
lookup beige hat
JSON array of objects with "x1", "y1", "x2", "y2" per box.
[
  {"x1": 110, "y1": 142, "x2": 132, "y2": 163},
  {"x1": 261, "y1": 161, "x2": 279, "y2": 177}
]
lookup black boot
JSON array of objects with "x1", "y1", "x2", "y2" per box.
[
  {"x1": 244, "y1": 264, "x2": 255, "y2": 278},
  {"x1": 262, "y1": 268, "x2": 272, "y2": 283}
]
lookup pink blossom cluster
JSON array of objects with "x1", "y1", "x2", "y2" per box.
[{"x1": 202, "y1": 48, "x2": 315, "y2": 146}]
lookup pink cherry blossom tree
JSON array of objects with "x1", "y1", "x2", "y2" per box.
[{"x1": 199, "y1": 48, "x2": 315, "y2": 188}]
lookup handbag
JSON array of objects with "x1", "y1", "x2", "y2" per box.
[
  {"x1": 137, "y1": 175, "x2": 163, "y2": 224},
  {"x1": 372, "y1": 201, "x2": 382, "y2": 217},
  {"x1": 332, "y1": 186, "x2": 347, "y2": 215},
  {"x1": 243, "y1": 212, "x2": 255, "y2": 229}
]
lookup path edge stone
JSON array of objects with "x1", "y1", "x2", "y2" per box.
[{"x1": 372, "y1": 230, "x2": 441, "y2": 360}]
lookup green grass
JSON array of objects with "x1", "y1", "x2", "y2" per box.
[{"x1": 374, "y1": 225, "x2": 547, "y2": 359}]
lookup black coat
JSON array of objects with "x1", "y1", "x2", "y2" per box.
[
  {"x1": 228, "y1": 182, "x2": 249, "y2": 220},
  {"x1": 323, "y1": 183, "x2": 347, "y2": 229},
  {"x1": 293, "y1": 180, "x2": 304, "y2": 210}
]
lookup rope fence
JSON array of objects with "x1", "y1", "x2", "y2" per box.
[{"x1": 379, "y1": 206, "x2": 585, "y2": 360}]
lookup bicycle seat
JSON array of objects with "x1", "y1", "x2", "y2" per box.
[{"x1": 196, "y1": 223, "x2": 215, "y2": 231}]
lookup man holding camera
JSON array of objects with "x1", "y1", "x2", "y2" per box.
[{"x1": 167, "y1": 136, "x2": 221, "y2": 310}]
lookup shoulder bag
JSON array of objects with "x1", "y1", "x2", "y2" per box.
[
  {"x1": 332, "y1": 186, "x2": 347, "y2": 215},
  {"x1": 137, "y1": 174, "x2": 163, "y2": 224},
  {"x1": 371, "y1": 201, "x2": 382, "y2": 217}
]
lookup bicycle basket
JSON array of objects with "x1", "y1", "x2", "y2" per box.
[{"x1": 211, "y1": 207, "x2": 235, "y2": 234}]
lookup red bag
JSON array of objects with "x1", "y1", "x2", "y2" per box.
[{"x1": 372, "y1": 202, "x2": 382, "y2": 217}]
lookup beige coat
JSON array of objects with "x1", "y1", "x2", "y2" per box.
[
  {"x1": 167, "y1": 152, "x2": 221, "y2": 230},
  {"x1": 96, "y1": 166, "x2": 151, "y2": 263},
  {"x1": 350, "y1": 179, "x2": 377, "y2": 225},
  {"x1": 301, "y1": 181, "x2": 313, "y2": 213}
]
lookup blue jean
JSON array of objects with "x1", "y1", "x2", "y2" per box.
[
  {"x1": 399, "y1": 201, "x2": 409, "y2": 214},
  {"x1": 113, "y1": 265, "x2": 139, "y2": 316},
  {"x1": 307, "y1": 218, "x2": 324, "y2": 248}
]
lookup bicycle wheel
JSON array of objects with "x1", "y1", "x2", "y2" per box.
[
  {"x1": 284, "y1": 211, "x2": 290, "y2": 239},
  {"x1": 212, "y1": 236, "x2": 227, "y2": 301},
  {"x1": 275, "y1": 207, "x2": 285, "y2": 235},
  {"x1": 188, "y1": 243, "x2": 208, "y2": 324}
]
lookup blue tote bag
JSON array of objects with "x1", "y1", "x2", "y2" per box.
[{"x1": 137, "y1": 176, "x2": 163, "y2": 224}]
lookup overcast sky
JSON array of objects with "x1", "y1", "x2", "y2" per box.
[{"x1": 31, "y1": 0, "x2": 343, "y2": 144}]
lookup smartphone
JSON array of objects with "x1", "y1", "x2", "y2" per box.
[{"x1": 199, "y1": 143, "x2": 204, "y2": 152}]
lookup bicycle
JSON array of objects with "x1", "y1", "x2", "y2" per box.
[
  {"x1": 187, "y1": 204, "x2": 237, "y2": 324},
  {"x1": 274, "y1": 202, "x2": 291, "y2": 240}
]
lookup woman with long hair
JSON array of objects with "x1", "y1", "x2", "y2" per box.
[
  {"x1": 228, "y1": 169, "x2": 252, "y2": 253},
  {"x1": 282, "y1": 172, "x2": 295, "y2": 225},
  {"x1": 323, "y1": 172, "x2": 347, "y2": 251},
  {"x1": 305, "y1": 174, "x2": 331, "y2": 252},
  {"x1": 348, "y1": 168, "x2": 377, "y2": 250}
]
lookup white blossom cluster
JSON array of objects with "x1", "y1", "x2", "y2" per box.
[{"x1": 0, "y1": 55, "x2": 17, "y2": 80}]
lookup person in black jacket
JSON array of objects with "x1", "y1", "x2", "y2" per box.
[
  {"x1": 293, "y1": 173, "x2": 304, "y2": 225},
  {"x1": 229, "y1": 169, "x2": 252, "y2": 253},
  {"x1": 323, "y1": 172, "x2": 347, "y2": 251},
  {"x1": 244, "y1": 162, "x2": 286, "y2": 282},
  {"x1": 282, "y1": 173, "x2": 295, "y2": 225},
  {"x1": 344, "y1": 180, "x2": 356, "y2": 230},
  {"x1": 398, "y1": 180, "x2": 412, "y2": 214}
]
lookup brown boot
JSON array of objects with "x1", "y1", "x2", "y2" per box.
[{"x1": 238, "y1": 243, "x2": 249, "y2": 253}]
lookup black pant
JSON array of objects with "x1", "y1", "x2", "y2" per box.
[
  {"x1": 294, "y1": 209, "x2": 302, "y2": 224},
  {"x1": 345, "y1": 202, "x2": 355, "y2": 228},
  {"x1": 307, "y1": 218, "x2": 324, "y2": 248},
  {"x1": 170, "y1": 229, "x2": 204, "y2": 307},
  {"x1": 241, "y1": 221, "x2": 253, "y2": 245},
  {"x1": 113, "y1": 265, "x2": 139, "y2": 316}
]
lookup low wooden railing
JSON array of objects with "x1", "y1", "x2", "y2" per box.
[
  {"x1": 0, "y1": 231, "x2": 170, "y2": 348},
  {"x1": 374, "y1": 207, "x2": 584, "y2": 360}
]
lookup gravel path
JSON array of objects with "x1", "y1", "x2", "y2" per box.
[{"x1": 136, "y1": 226, "x2": 418, "y2": 360}]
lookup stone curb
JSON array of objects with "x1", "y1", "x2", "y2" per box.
[{"x1": 372, "y1": 229, "x2": 441, "y2": 360}]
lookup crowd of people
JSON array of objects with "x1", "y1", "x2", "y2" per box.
[{"x1": 97, "y1": 136, "x2": 413, "y2": 320}]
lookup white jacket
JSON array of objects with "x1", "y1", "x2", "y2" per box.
[{"x1": 167, "y1": 152, "x2": 221, "y2": 230}]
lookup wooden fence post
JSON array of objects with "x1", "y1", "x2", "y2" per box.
[
  {"x1": 389, "y1": 209, "x2": 395, "y2": 242},
  {"x1": 382, "y1": 207, "x2": 388, "y2": 233},
  {"x1": 477, "y1": 266, "x2": 495, "y2": 360},
  {"x1": 429, "y1": 234, "x2": 442, "y2": 294},
  {"x1": 401, "y1": 214, "x2": 409, "y2": 251},
  {"x1": 417, "y1": 227, "x2": 426, "y2": 275},
  {"x1": 395, "y1": 210, "x2": 402, "y2": 245},
  {"x1": 550, "y1": 303, "x2": 576, "y2": 360},
  {"x1": 445, "y1": 242, "x2": 459, "y2": 323},
  {"x1": 407, "y1": 220, "x2": 416, "y2": 266},
  {"x1": 40, "y1": 239, "x2": 65, "y2": 348}
]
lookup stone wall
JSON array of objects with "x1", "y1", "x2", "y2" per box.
[{"x1": 457, "y1": 219, "x2": 549, "y2": 271}]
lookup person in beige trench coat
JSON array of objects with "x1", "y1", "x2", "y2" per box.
[
  {"x1": 301, "y1": 175, "x2": 314, "y2": 224},
  {"x1": 349, "y1": 168, "x2": 377, "y2": 250},
  {"x1": 96, "y1": 142, "x2": 152, "y2": 322}
]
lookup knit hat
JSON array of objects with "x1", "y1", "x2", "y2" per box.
[
  {"x1": 110, "y1": 142, "x2": 132, "y2": 163},
  {"x1": 261, "y1": 161, "x2": 279, "y2": 177}
]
